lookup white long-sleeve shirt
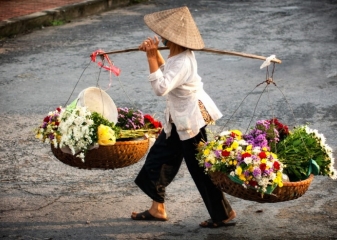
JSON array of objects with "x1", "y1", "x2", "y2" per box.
[{"x1": 148, "y1": 50, "x2": 222, "y2": 140}]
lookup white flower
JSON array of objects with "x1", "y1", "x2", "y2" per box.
[
  {"x1": 58, "y1": 106, "x2": 95, "y2": 161},
  {"x1": 219, "y1": 131, "x2": 231, "y2": 136},
  {"x1": 266, "y1": 161, "x2": 273, "y2": 168},
  {"x1": 230, "y1": 151, "x2": 235, "y2": 157},
  {"x1": 252, "y1": 146, "x2": 261, "y2": 154},
  {"x1": 244, "y1": 157, "x2": 252, "y2": 165},
  {"x1": 79, "y1": 152, "x2": 85, "y2": 160},
  {"x1": 238, "y1": 139, "x2": 248, "y2": 146}
]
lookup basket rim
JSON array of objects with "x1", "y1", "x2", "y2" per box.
[
  {"x1": 209, "y1": 171, "x2": 314, "y2": 203},
  {"x1": 51, "y1": 138, "x2": 150, "y2": 170},
  {"x1": 112, "y1": 138, "x2": 149, "y2": 145},
  {"x1": 282, "y1": 173, "x2": 314, "y2": 187}
]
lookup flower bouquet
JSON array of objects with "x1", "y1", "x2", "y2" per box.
[
  {"x1": 197, "y1": 128, "x2": 283, "y2": 195},
  {"x1": 197, "y1": 118, "x2": 336, "y2": 202},
  {"x1": 116, "y1": 107, "x2": 162, "y2": 139},
  {"x1": 35, "y1": 105, "x2": 162, "y2": 169}
]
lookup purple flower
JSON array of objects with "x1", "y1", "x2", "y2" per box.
[
  {"x1": 253, "y1": 168, "x2": 261, "y2": 177},
  {"x1": 225, "y1": 137, "x2": 233, "y2": 147},
  {"x1": 205, "y1": 162, "x2": 212, "y2": 168},
  {"x1": 214, "y1": 150, "x2": 221, "y2": 158}
]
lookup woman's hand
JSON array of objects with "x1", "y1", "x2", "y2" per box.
[
  {"x1": 139, "y1": 36, "x2": 159, "y2": 57},
  {"x1": 139, "y1": 36, "x2": 162, "y2": 73}
]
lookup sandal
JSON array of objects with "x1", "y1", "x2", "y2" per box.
[
  {"x1": 131, "y1": 210, "x2": 168, "y2": 221},
  {"x1": 199, "y1": 219, "x2": 236, "y2": 228}
]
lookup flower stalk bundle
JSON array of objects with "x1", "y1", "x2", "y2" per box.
[{"x1": 275, "y1": 125, "x2": 336, "y2": 181}]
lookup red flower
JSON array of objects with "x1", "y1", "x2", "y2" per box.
[
  {"x1": 222, "y1": 150, "x2": 230, "y2": 157},
  {"x1": 56, "y1": 107, "x2": 62, "y2": 112},
  {"x1": 144, "y1": 114, "x2": 154, "y2": 123},
  {"x1": 230, "y1": 132, "x2": 237, "y2": 138},
  {"x1": 273, "y1": 161, "x2": 280, "y2": 170},
  {"x1": 43, "y1": 116, "x2": 50, "y2": 122},
  {"x1": 249, "y1": 180, "x2": 258, "y2": 187},
  {"x1": 260, "y1": 163, "x2": 267, "y2": 172},
  {"x1": 153, "y1": 120, "x2": 162, "y2": 128},
  {"x1": 269, "y1": 118, "x2": 290, "y2": 137},
  {"x1": 241, "y1": 152, "x2": 251, "y2": 159},
  {"x1": 144, "y1": 114, "x2": 162, "y2": 129},
  {"x1": 259, "y1": 151, "x2": 267, "y2": 159}
]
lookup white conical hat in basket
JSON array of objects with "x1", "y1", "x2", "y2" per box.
[{"x1": 77, "y1": 87, "x2": 118, "y2": 123}]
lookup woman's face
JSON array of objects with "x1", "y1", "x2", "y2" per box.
[{"x1": 161, "y1": 36, "x2": 168, "y2": 46}]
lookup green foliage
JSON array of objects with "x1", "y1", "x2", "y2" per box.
[
  {"x1": 276, "y1": 126, "x2": 332, "y2": 181},
  {"x1": 90, "y1": 112, "x2": 120, "y2": 143},
  {"x1": 51, "y1": 20, "x2": 65, "y2": 26}
]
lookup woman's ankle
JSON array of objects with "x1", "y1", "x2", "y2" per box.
[{"x1": 149, "y1": 201, "x2": 167, "y2": 217}]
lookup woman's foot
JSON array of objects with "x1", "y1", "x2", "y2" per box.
[
  {"x1": 131, "y1": 201, "x2": 168, "y2": 221},
  {"x1": 224, "y1": 210, "x2": 236, "y2": 223},
  {"x1": 131, "y1": 210, "x2": 168, "y2": 221},
  {"x1": 199, "y1": 210, "x2": 236, "y2": 228}
]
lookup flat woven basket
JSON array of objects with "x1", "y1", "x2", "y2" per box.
[
  {"x1": 51, "y1": 138, "x2": 149, "y2": 170},
  {"x1": 210, "y1": 171, "x2": 314, "y2": 203}
]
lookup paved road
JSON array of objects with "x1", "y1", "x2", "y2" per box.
[{"x1": 1, "y1": 0, "x2": 337, "y2": 239}]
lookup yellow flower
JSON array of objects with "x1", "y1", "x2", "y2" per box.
[
  {"x1": 231, "y1": 141, "x2": 239, "y2": 149},
  {"x1": 97, "y1": 124, "x2": 116, "y2": 146},
  {"x1": 261, "y1": 159, "x2": 267, "y2": 164},
  {"x1": 35, "y1": 133, "x2": 42, "y2": 140},
  {"x1": 262, "y1": 146, "x2": 268, "y2": 152},
  {"x1": 203, "y1": 148, "x2": 210, "y2": 156},
  {"x1": 273, "y1": 171, "x2": 283, "y2": 187},
  {"x1": 216, "y1": 144, "x2": 223, "y2": 150},
  {"x1": 197, "y1": 141, "x2": 205, "y2": 149},
  {"x1": 239, "y1": 174, "x2": 246, "y2": 181},
  {"x1": 207, "y1": 156, "x2": 216, "y2": 164},
  {"x1": 236, "y1": 166, "x2": 242, "y2": 175},
  {"x1": 231, "y1": 129, "x2": 242, "y2": 140},
  {"x1": 246, "y1": 144, "x2": 252, "y2": 153}
]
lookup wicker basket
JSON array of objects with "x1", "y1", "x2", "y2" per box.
[
  {"x1": 210, "y1": 171, "x2": 314, "y2": 203},
  {"x1": 51, "y1": 138, "x2": 149, "y2": 170}
]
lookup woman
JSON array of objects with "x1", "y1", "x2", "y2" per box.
[{"x1": 131, "y1": 6, "x2": 236, "y2": 228}]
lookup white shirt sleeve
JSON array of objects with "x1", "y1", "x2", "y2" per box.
[{"x1": 148, "y1": 55, "x2": 190, "y2": 96}]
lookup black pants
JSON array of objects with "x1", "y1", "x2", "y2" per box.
[{"x1": 135, "y1": 124, "x2": 233, "y2": 222}]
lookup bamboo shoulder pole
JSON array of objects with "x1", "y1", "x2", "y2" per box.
[{"x1": 98, "y1": 47, "x2": 282, "y2": 64}]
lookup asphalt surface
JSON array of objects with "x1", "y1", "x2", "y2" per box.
[{"x1": 1, "y1": 0, "x2": 337, "y2": 239}]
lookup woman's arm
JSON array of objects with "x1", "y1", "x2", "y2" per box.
[
  {"x1": 139, "y1": 36, "x2": 164, "y2": 73},
  {"x1": 156, "y1": 50, "x2": 165, "y2": 68}
]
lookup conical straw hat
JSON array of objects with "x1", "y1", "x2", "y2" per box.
[
  {"x1": 144, "y1": 6, "x2": 205, "y2": 50},
  {"x1": 77, "y1": 87, "x2": 118, "y2": 124}
]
